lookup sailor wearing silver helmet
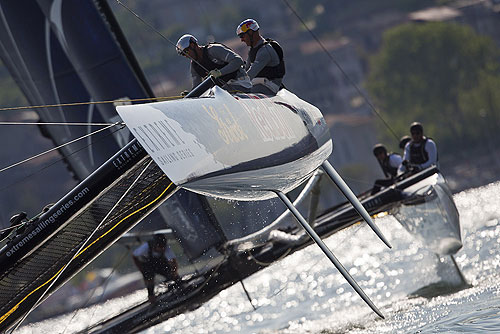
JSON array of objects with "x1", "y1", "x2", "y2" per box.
[{"x1": 176, "y1": 34, "x2": 251, "y2": 93}]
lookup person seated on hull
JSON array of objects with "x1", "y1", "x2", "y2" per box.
[
  {"x1": 132, "y1": 234, "x2": 181, "y2": 304},
  {"x1": 175, "y1": 34, "x2": 251, "y2": 93},
  {"x1": 236, "y1": 19, "x2": 285, "y2": 95},
  {"x1": 371, "y1": 144, "x2": 403, "y2": 195},
  {"x1": 399, "y1": 135, "x2": 411, "y2": 151},
  {"x1": 399, "y1": 122, "x2": 438, "y2": 175}
]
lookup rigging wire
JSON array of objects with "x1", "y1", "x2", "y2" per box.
[
  {"x1": 61, "y1": 248, "x2": 131, "y2": 334},
  {"x1": 0, "y1": 95, "x2": 181, "y2": 112},
  {"x1": 114, "y1": 0, "x2": 225, "y2": 86},
  {"x1": 0, "y1": 122, "x2": 123, "y2": 175},
  {"x1": 0, "y1": 222, "x2": 24, "y2": 235},
  {"x1": 280, "y1": 0, "x2": 400, "y2": 142},
  {"x1": 253, "y1": 223, "x2": 365, "y2": 308},
  {"x1": 9, "y1": 159, "x2": 155, "y2": 333},
  {"x1": 0, "y1": 122, "x2": 119, "y2": 126},
  {"x1": 0, "y1": 125, "x2": 124, "y2": 193}
]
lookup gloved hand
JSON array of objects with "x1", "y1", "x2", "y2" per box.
[
  {"x1": 209, "y1": 69, "x2": 222, "y2": 78},
  {"x1": 180, "y1": 90, "x2": 190, "y2": 96}
]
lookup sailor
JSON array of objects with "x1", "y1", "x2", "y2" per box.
[
  {"x1": 132, "y1": 234, "x2": 181, "y2": 304},
  {"x1": 175, "y1": 34, "x2": 251, "y2": 93},
  {"x1": 399, "y1": 122, "x2": 438, "y2": 174},
  {"x1": 236, "y1": 19, "x2": 285, "y2": 95},
  {"x1": 371, "y1": 144, "x2": 403, "y2": 195},
  {"x1": 399, "y1": 135, "x2": 411, "y2": 151}
]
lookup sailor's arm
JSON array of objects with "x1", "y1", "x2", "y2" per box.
[
  {"x1": 190, "y1": 64, "x2": 203, "y2": 88},
  {"x1": 247, "y1": 46, "x2": 272, "y2": 79},
  {"x1": 398, "y1": 146, "x2": 411, "y2": 174},
  {"x1": 389, "y1": 154, "x2": 403, "y2": 168},
  {"x1": 208, "y1": 45, "x2": 244, "y2": 76},
  {"x1": 132, "y1": 243, "x2": 149, "y2": 273}
]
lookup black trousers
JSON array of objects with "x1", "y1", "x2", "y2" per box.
[
  {"x1": 142, "y1": 257, "x2": 178, "y2": 282},
  {"x1": 371, "y1": 178, "x2": 395, "y2": 195}
]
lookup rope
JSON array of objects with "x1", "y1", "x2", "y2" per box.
[
  {"x1": 0, "y1": 122, "x2": 119, "y2": 126},
  {"x1": 0, "y1": 125, "x2": 124, "y2": 192},
  {"x1": 281, "y1": 0, "x2": 399, "y2": 142},
  {"x1": 0, "y1": 122, "x2": 122, "y2": 175},
  {"x1": 9, "y1": 160, "x2": 154, "y2": 333},
  {"x1": 61, "y1": 248, "x2": 131, "y2": 334},
  {"x1": 0, "y1": 222, "x2": 25, "y2": 235},
  {"x1": 114, "y1": 0, "x2": 227, "y2": 87},
  {"x1": 0, "y1": 96, "x2": 181, "y2": 112},
  {"x1": 249, "y1": 222, "x2": 364, "y2": 306}
]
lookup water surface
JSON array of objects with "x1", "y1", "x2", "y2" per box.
[{"x1": 19, "y1": 181, "x2": 500, "y2": 333}]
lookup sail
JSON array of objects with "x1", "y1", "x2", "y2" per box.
[
  {"x1": 0, "y1": 1, "x2": 225, "y2": 327},
  {"x1": 0, "y1": 0, "x2": 157, "y2": 179},
  {"x1": 0, "y1": 0, "x2": 225, "y2": 249}
]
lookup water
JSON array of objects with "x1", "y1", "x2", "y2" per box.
[{"x1": 18, "y1": 181, "x2": 500, "y2": 333}]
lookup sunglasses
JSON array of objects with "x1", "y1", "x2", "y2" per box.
[{"x1": 238, "y1": 32, "x2": 246, "y2": 38}]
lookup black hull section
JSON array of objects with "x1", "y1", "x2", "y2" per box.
[
  {"x1": 82, "y1": 167, "x2": 440, "y2": 334},
  {"x1": 0, "y1": 139, "x2": 177, "y2": 332}
]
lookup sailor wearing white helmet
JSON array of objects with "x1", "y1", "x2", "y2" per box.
[
  {"x1": 176, "y1": 34, "x2": 251, "y2": 93},
  {"x1": 236, "y1": 19, "x2": 285, "y2": 95}
]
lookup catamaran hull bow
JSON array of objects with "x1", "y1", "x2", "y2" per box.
[{"x1": 117, "y1": 87, "x2": 332, "y2": 201}]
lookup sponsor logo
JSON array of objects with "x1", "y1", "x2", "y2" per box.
[
  {"x1": 112, "y1": 142, "x2": 143, "y2": 170},
  {"x1": 5, "y1": 187, "x2": 90, "y2": 257},
  {"x1": 202, "y1": 104, "x2": 248, "y2": 144},
  {"x1": 240, "y1": 99, "x2": 296, "y2": 142}
]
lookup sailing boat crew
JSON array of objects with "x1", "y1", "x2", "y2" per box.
[
  {"x1": 176, "y1": 34, "x2": 251, "y2": 93},
  {"x1": 371, "y1": 144, "x2": 403, "y2": 195},
  {"x1": 399, "y1": 135, "x2": 411, "y2": 151},
  {"x1": 236, "y1": 19, "x2": 285, "y2": 95},
  {"x1": 132, "y1": 234, "x2": 181, "y2": 303},
  {"x1": 399, "y1": 122, "x2": 438, "y2": 174}
]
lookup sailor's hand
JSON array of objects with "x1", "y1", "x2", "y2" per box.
[
  {"x1": 180, "y1": 90, "x2": 189, "y2": 96},
  {"x1": 411, "y1": 164, "x2": 422, "y2": 171},
  {"x1": 209, "y1": 69, "x2": 222, "y2": 78}
]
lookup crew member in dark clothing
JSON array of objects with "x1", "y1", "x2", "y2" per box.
[
  {"x1": 236, "y1": 19, "x2": 285, "y2": 95},
  {"x1": 371, "y1": 143, "x2": 403, "y2": 195},
  {"x1": 399, "y1": 122, "x2": 438, "y2": 174},
  {"x1": 132, "y1": 234, "x2": 181, "y2": 303},
  {"x1": 176, "y1": 34, "x2": 251, "y2": 92}
]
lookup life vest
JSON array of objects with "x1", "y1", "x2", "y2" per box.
[
  {"x1": 409, "y1": 137, "x2": 429, "y2": 164},
  {"x1": 191, "y1": 44, "x2": 238, "y2": 83},
  {"x1": 380, "y1": 153, "x2": 399, "y2": 178},
  {"x1": 248, "y1": 38, "x2": 285, "y2": 80}
]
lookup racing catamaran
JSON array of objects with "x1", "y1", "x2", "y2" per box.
[
  {"x1": 0, "y1": 75, "x2": 390, "y2": 331},
  {"x1": 79, "y1": 164, "x2": 461, "y2": 334},
  {"x1": 0, "y1": 1, "x2": 461, "y2": 333}
]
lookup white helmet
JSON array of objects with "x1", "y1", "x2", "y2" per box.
[
  {"x1": 176, "y1": 34, "x2": 197, "y2": 55},
  {"x1": 236, "y1": 19, "x2": 259, "y2": 36}
]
